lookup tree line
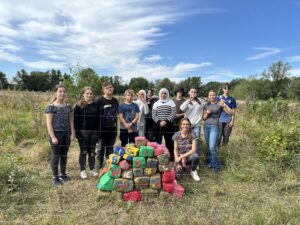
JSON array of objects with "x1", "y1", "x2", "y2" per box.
[{"x1": 0, "y1": 61, "x2": 299, "y2": 100}]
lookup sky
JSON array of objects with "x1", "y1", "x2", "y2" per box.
[{"x1": 0, "y1": 0, "x2": 300, "y2": 83}]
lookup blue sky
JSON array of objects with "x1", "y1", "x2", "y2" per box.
[{"x1": 0, "y1": 0, "x2": 300, "y2": 83}]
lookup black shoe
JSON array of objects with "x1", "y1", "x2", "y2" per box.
[
  {"x1": 59, "y1": 174, "x2": 71, "y2": 183},
  {"x1": 52, "y1": 177, "x2": 62, "y2": 187}
]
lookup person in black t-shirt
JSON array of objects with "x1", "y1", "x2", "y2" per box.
[
  {"x1": 74, "y1": 87, "x2": 100, "y2": 179},
  {"x1": 145, "y1": 89, "x2": 158, "y2": 141},
  {"x1": 95, "y1": 81, "x2": 119, "y2": 169}
]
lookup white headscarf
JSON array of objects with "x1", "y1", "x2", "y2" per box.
[
  {"x1": 158, "y1": 88, "x2": 170, "y2": 103},
  {"x1": 138, "y1": 90, "x2": 147, "y2": 99}
]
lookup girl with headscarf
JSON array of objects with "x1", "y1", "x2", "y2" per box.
[
  {"x1": 152, "y1": 88, "x2": 176, "y2": 161},
  {"x1": 134, "y1": 90, "x2": 149, "y2": 136}
]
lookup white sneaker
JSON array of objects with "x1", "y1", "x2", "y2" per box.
[
  {"x1": 190, "y1": 170, "x2": 200, "y2": 182},
  {"x1": 90, "y1": 170, "x2": 98, "y2": 177},
  {"x1": 80, "y1": 170, "x2": 87, "y2": 179}
]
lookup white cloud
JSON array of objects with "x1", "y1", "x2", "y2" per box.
[
  {"x1": 0, "y1": 0, "x2": 221, "y2": 79},
  {"x1": 246, "y1": 47, "x2": 282, "y2": 61},
  {"x1": 201, "y1": 70, "x2": 241, "y2": 83},
  {"x1": 144, "y1": 55, "x2": 162, "y2": 62}
]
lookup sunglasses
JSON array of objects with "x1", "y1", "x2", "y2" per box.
[{"x1": 223, "y1": 86, "x2": 231, "y2": 90}]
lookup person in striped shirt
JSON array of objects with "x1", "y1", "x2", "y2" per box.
[{"x1": 152, "y1": 88, "x2": 176, "y2": 161}]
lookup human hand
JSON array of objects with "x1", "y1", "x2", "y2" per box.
[
  {"x1": 51, "y1": 136, "x2": 58, "y2": 145},
  {"x1": 160, "y1": 121, "x2": 166, "y2": 127},
  {"x1": 176, "y1": 164, "x2": 182, "y2": 172},
  {"x1": 70, "y1": 132, "x2": 75, "y2": 142},
  {"x1": 229, "y1": 121, "x2": 234, "y2": 127}
]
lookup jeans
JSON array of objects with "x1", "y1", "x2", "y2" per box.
[
  {"x1": 175, "y1": 153, "x2": 200, "y2": 180},
  {"x1": 218, "y1": 122, "x2": 232, "y2": 146},
  {"x1": 50, "y1": 131, "x2": 70, "y2": 177},
  {"x1": 78, "y1": 130, "x2": 97, "y2": 171},
  {"x1": 204, "y1": 123, "x2": 220, "y2": 172},
  {"x1": 191, "y1": 125, "x2": 201, "y2": 155}
]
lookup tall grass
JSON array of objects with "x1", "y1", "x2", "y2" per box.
[{"x1": 1, "y1": 91, "x2": 300, "y2": 225}]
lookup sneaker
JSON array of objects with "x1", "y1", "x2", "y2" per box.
[
  {"x1": 52, "y1": 177, "x2": 62, "y2": 186},
  {"x1": 190, "y1": 170, "x2": 201, "y2": 182},
  {"x1": 90, "y1": 170, "x2": 98, "y2": 177},
  {"x1": 59, "y1": 174, "x2": 71, "y2": 183},
  {"x1": 80, "y1": 170, "x2": 88, "y2": 179}
]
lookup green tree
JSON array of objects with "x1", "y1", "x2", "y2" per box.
[
  {"x1": 13, "y1": 69, "x2": 29, "y2": 90},
  {"x1": 27, "y1": 71, "x2": 51, "y2": 91},
  {"x1": 110, "y1": 76, "x2": 127, "y2": 95},
  {"x1": 262, "y1": 61, "x2": 291, "y2": 97},
  {"x1": 0, "y1": 71, "x2": 9, "y2": 89},
  {"x1": 177, "y1": 76, "x2": 202, "y2": 97},
  {"x1": 155, "y1": 78, "x2": 175, "y2": 96},
  {"x1": 287, "y1": 77, "x2": 300, "y2": 100},
  {"x1": 128, "y1": 77, "x2": 149, "y2": 93},
  {"x1": 200, "y1": 81, "x2": 223, "y2": 97}
]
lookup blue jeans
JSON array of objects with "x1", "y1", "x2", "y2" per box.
[
  {"x1": 204, "y1": 124, "x2": 220, "y2": 172},
  {"x1": 191, "y1": 125, "x2": 201, "y2": 155}
]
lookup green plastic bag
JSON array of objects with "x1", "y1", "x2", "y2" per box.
[{"x1": 97, "y1": 173, "x2": 114, "y2": 191}]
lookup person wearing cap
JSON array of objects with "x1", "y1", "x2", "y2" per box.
[
  {"x1": 217, "y1": 83, "x2": 237, "y2": 146},
  {"x1": 180, "y1": 87, "x2": 206, "y2": 156},
  {"x1": 134, "y1": 90, "x2": 149, "y2": 136},
  {"x1": 152, "y1": 88, "x2": 176, "y2": 161},
  {"x1": 173, "y1": 87, "x2": 185, "y2": 132}
]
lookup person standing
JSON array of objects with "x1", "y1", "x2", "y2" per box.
[
  {"x1": 95, "y1": 81, "x2": 119, "y2": 169},
  {"x1": 180, "y1": 88, "x2": 206, "y2": 155},
  {"x1": 118, "y1": 89, "x2": 140, "y2": 147},
  {"x1": 152, "y1": 88, "x2": 176, "y2": 161},
  {"x1": 134, "y1": 90, "x2": 149, "y2": 136},
  {"x1": 74, "y1": 87, "x2": 100, "y2": 179},
  {"x1": 145, "y1": 89, "x2": 158, "y2": 141},
  {"x1": 217, "y1": 83, "x2": 237, "y2": 146},
  {"x1": 45, "y1": 84, "x2": 75, "y2": 186},
  {"x1": 173, "y1": 87, "x2": 185, "y2": 132},
  {"x1": 202, "y1": 90, "x2": 232, "y2": 173}
]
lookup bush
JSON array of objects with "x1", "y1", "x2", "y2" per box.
[
  {"x1": 243, "y1": 99, "x2": 300, "y2": 168},
  {"x1": 0, "y1": 153, "x2": 33, "y2": 193}
]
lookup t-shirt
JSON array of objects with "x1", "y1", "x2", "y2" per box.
[
  {"x1": 217, "y1": 95, "x2": 236, "y2": 123},
  {"x1": 95, "y1": 96, "x2": 119, "y2": 129},
  {"x1": 45, "y1": 104, "x2": 72, "y2": 131},
  {"x1": 172, "y1": 132, "x2": 197, "y2": 154},
  {"x1": 203, "y1": 103, "x2": 223, "y2": 125},
  {"x1": 118, "y1": 102, "x2": 140, "y2": 131},
  {"x1": 74, "y1": 102, "x2": 100, "y2": 131}
]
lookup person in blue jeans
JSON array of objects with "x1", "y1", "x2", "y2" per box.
[
  {"x1": 217, "y1": 83, "x2": 237, "y2": 146},
  {"x1": 202, "y1": 90, "x2": 233, "y2": 173}
]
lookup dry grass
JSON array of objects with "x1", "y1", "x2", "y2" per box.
[{"x1": 1, "y1": 91, "x2": 300, "y2": 225}]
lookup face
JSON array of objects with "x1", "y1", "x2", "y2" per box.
[
  {"x1": 176, "y1": 92, "x2": 183, "y2": 98},
  {"x1": 189, "y1": 89, "x2": 197, "y2": 99},
  {"x1": 147, "y1": 90, "x2": 153, "y2": 98},
  {"x1": 83, "y1": 89, "x2": 93, "y2": 102},
  {"x1": 139, "y1": 92, "x2": 145, "y2": 100},
  {"x1": 55, "y1": 87, "x2": 66, "y2": 100},
  {"x1": 103, "y1": 85, "x2": 114, "y2": 95},
  {"x1": 159, "y1": 91, "x2": 167, "y2": 100},
  {"x1": 223, "y1": 87, "x2": 230, "y2": 95},
  {"x1": 125, "y1": 93, "x2": 133, "y2": 102},
  {"x1": 180, "y1": 120, "x2": 191, "y2": 132},
  {"x1": 208, "y1": 91, "x2": 216, "y2": 102}
]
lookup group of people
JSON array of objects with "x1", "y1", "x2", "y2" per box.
[{"x1": 45, "y1": 81, "x2": 236, "y2": 186}]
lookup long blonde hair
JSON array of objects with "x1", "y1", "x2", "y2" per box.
[
  {"x1": 77, "y1": 86, "x2": 93, "y2": 109},
  {"x1": 179, "y1": 117, "x2": 193, "y2": 141},
  {"x1": 50, "y1": 84, "x2": 67, "y2": 103}
]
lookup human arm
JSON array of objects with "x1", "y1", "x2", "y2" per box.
[
  {"x1": 46, "y1": 113, "x2": 58, "y2": 144},
  {"x1": 69, "y1": 111, "x2": 75, "y2": 142},
  {"x1": 173, "y1": 140, "x2": 182, "y2": 172},
  {"x1": 229, "y1": 109, "x2": 235, "y2": 127},
  {"x1": 180, "y1": 99, "x2": 190, "y2": 112}
]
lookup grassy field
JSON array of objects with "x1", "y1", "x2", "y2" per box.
[{"x1": 1, "y1": 90, "x2": 300, "y2": 225}]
